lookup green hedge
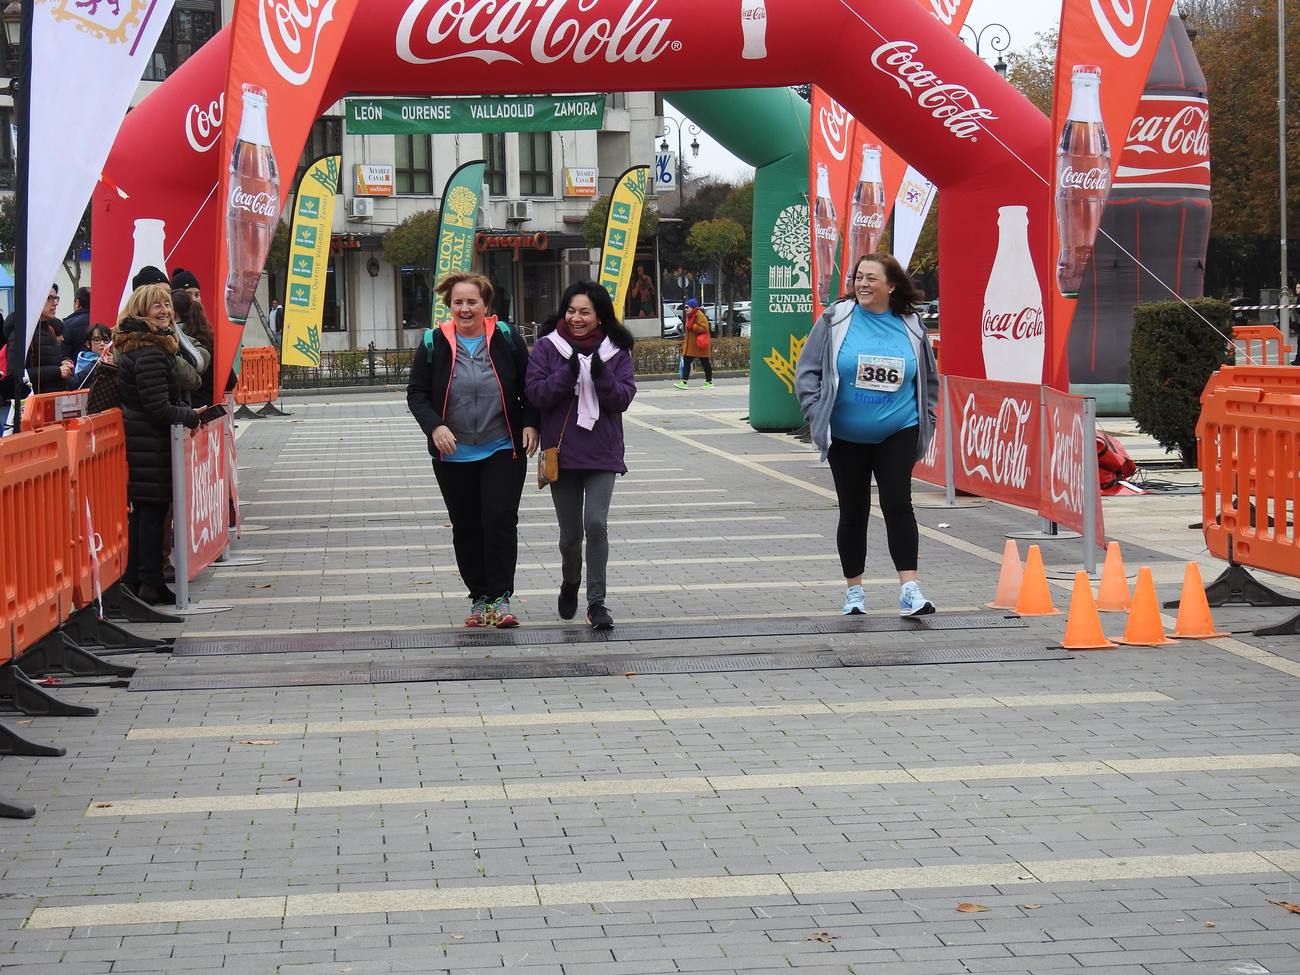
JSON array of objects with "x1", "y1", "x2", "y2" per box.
[
  {"x1": 630, "y1": 337, "x2": 749, "y2": 374},
  {"x1": 1128, "y1": 297, "x2": 1232, "y2": 466}
]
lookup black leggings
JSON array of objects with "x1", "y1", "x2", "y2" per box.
[
  {"x1": 827, "y1": 427, "x2": 919, "y2": 578},
  {"x1": 680, "y1": 356, "x2": 712, "y2": 382},
  {"x1": 432, "y1": 449, "x2": 527, "y2": 600}
]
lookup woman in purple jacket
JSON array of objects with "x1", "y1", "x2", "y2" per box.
[{"x1": 526, "y1": 282, "x2": 637, "y2": 631}]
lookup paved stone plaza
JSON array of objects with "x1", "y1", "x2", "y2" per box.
[{"x1": 4, "y1": 378, "x2": 1300, "y2": 974}]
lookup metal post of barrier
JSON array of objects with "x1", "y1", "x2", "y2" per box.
[
  {"x1": 168, "y1": 424, "x2": 232, "y2": 617},
  {"x1": 1082, "y1": 396, "x2": 1099, "y2": 577}
]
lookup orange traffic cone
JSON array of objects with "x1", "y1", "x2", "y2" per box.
[
  {"x1": 1171, "y1": 562, "x2": 1229, "y2": 639},
  {"x1": 987, "y1": 540, "x2": 1024, "y2": 609},
  {"x1": 1096, "y1": 541, "x2": 1131, "y2": 612},
  {"x1": 1063, "y1": 571, "x2": 1116, "y2": 650},
  {"x1": 1014, "y1": 545, "x2": 1060, "y2": 616},
  {"x1": 1115, "y1": 566, "x2": 1178, "y2": 646}
]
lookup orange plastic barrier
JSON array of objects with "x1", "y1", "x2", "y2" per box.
[
  {"x1": 0, "y1": 429, "x2": 74, "y2": 655},
  {"x1": 1232, "y1": 326, "x2": 1292, "y2": 367},
  {"x1": 1202, "y1": 365, "x2": 1300, "y2": 404},
  {"x1": 1199, "y1": 385, "x2": 1300, "y2": 576},
  {"x1": 65, "y1": 410, "x2": 129, "y2": 608},
  {"x1": 233, "y1": 346, "x2": 280, "y2": 406},
  {"x1": 23, "y1": 389, "x2": 90, "y2": 430}
]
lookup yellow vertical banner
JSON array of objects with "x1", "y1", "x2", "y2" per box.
[
  {"x1": 598, "y1": 166, "x2": 650, "y2": 322},
  {"x1": 282, "y1": 154, "x2": 341, "y2": 367}
]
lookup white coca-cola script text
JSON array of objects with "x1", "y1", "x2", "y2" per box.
[
  {"x1": 1059, "y1": 165, "x2": 1110, "y2": 192},
  {"x1": 982, "y1": 306, "x2": 1044, "y2": 341},
  {"x1": 230, "y1": 186, "x2": 279, "y2": 218},
  {"x1": 928, "y1": 0, "x2": 964, "y2": 26},
  {"x1": 260, "y1": 0, "x2": 338, "y2": 86},
  {"x1": 185, "y1": 93, "x2": 224, "y2": 153},
  {"x1": 818, "y1": 99, "x2": 851, "y2": 162},
  {"x1": 851, "y1": 210, "x2": 885, "y2": 230},
  {"x1": 870, "y1": 41, "x2": 996, "y2": 142},
  {"x1": 959, "y1": 393, "x2": 1033, "y2": 490},
  {"x1": 189, "y1": 427, "x2": 227, "y2": 554},
  {"x1": 1126, "y1": 102, "x2": 1209, "y2": 161},
  {"x1": 1048, "y1": 408, "x2": 1086, "y2": 514},
  {"x1": 1090, "y1": 0, "x2": 1156, "y2": 58},
  {"x1": 397, "y1": 0, "x2": 678, "y2": 66}
]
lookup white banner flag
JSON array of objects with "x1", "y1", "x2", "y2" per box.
[
  {"x1": 20, "y1": 0, "x2": 174, "y2": 357},
  {"x1": 892, "y1": 166, "x2": 936, "y2": 270}
]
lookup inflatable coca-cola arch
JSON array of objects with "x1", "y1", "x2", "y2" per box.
[{"x1": 93, "y1": 0, "x2": 1054, "y2": 417}]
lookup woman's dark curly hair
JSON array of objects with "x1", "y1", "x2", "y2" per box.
[
  {"x1": 538, "y1": 280, "x2": 635, "y2": 350},
  {"x1": 850, "y1": 254, "x2": 923, "y2": 317}
]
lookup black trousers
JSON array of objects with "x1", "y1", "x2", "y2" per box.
[
  {"x1": 432, "y1": 449, "x2": 527, "y2": 600},
  {"x1": 125, "y1": 501, "x2": 169, "y2": 589},
  {"x1": 681, "y1": 356, "x2": 713, "y2": 382},
  {"x1": 826, "y1": 427, "x2": 920, "y2": 578}
]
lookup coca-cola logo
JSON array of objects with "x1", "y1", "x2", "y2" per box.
[
  {"x1": 920, "y1": 416, "x2": 941, "y2": 469},
  {"x1": 814, "y1": 224, "x2": 837, "y2": 241},
  {"x1": 851, "y1": 210, "x2": 884, "y2": 230},
  {"x1": 982, "y1": 305, "x2": 1045, "y2": 342},
  {"x1": 1126, "y1": 101, "x2": 1210, "y2": 160},
  {"x1": 818, "y1": 99, "x2": 851, "y2": 162},
  {"x1": 189, "y1": 427, "x2": 227, "y2": 553},
  {"x1": 260, "y1": 0, "x2": 339, "y2": 86},
  {"x1": 1048, "y1": 409, "x2": 1086, "y2": 514},
  {"x1": 928, "y1": 0, "x2": 965, "y2": 26},
  {"x1": 1059, "y1": 165, "x2": 1110, "y2": 192},
  {"x1": 870, "y1": 41, "x2": 996, "y2": 142},
  {"x1": 1090, "y1": 0, "x2": 1156, "y2": 58},
  {"x1": 230, "y1": 186, "x2": 279, "y2": 218},
  {"x1": 185, "y1": 93, "x2": 224, "y2": 153},
  {"x1": 959, "y1": 392, "x2": 1032, "y2": 489},
  {"x1": 396, "y1": 0, "x2": 679, "y2": 66}
]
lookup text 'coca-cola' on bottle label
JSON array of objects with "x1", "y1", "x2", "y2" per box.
[
  {"x1": 396, "y1": 0, "x2": 683, "y2": 66},
  {"x1": 1116, "y1": 94, "x2": 1210, "y2": 189}
]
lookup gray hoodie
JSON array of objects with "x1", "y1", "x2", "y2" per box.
[{"x1": 794, "y1": 298, "x2": 938, "y2": 462}]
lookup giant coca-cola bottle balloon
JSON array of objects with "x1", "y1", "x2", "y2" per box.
[
  {"x1": 812, "y1": 163, "x2": 839, "y2": 306},
  {"x1": 224, "y1": 83, "x2": 279, "y2": 325},
  {"x1": 1068, "y1": 12, "x2": 1211, "y2": 390},
  {"x1": 1055, "y1": 65, "x2": 1111, "y2": 297}
]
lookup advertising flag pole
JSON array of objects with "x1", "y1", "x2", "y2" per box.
[
  {"x1": 4, "y1": 0, "x2": 31, "y2": 433},
  {"x1": 1280, "y1": 0, "x2": 1290, "y2": 324}
]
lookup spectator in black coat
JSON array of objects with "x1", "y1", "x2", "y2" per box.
[
  {"x1": 60, "y1": 286, "x2": 91, "y2": 362},
  {"x1": 114, "y1": 284, "x2": 200, "y2": 605},
  {"x1": 2, "y1": 284, "x2": 71, "y2": 392}
]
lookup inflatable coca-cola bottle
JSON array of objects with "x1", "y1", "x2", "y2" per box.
[
  {"x1": 1068, "y1": 12, "x2": 1211, "y2": 391},
  {"x1": 224, "y1": 83, "x2": 279, "y2": 325},
  {"x1": 982, "y1": 205, "x2": 1046, "y2": 384},
  {"x1": 848, "y1": 144, "x2": 886, "y2": 265},
  {"x1": 1055, "y1": 66, "x2": 1111, "y2": 297},
  {"x1": 812, "y1": 163, "x2": 839, "y2": 306}
]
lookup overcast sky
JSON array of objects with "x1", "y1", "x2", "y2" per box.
[{"x1": 669, "y1": 0, "x2": 1063, "y2": 182}]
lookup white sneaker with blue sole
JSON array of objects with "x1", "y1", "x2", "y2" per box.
[
  {"x1": 899, "y1": 580, "x2": 935, "y2": 617},
  {"x1": 841, "y1": 584, "x2": 866, "y2": 615}
]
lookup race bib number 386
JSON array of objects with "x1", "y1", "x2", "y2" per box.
[{"x1": 855, "y1": 354, "x2": 904, "y2": 393}]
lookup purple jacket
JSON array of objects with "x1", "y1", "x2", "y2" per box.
[{"x1": 526, "y1": 335, "x2": 636, "y2": 474}]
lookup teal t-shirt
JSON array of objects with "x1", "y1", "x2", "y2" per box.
[
  {"x1": 442, "y1": 335, "x2": 513, "y2": 463},
  {"x1": 830, "y1": 306, "x2": 919, "y2": 445}
]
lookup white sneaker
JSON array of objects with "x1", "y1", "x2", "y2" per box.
[
  {"x1": 899, "y1": 581, "x2": 936, "y2": 617},
  {"x1": 841, "y1": 584, "x2": 866, "y2": 615}
]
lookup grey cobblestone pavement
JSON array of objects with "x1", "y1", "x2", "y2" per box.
[{"x1": 3, "y1": 378, "x2": 1299, "y2": 974}]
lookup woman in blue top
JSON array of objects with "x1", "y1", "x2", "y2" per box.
[{"x1": 795, "y1": 254, "x2": 939, "y2": 618}]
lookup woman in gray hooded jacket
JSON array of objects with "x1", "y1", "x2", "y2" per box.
[{"x1": 795, "y1": 253, "x2": 939, "y2": 619}]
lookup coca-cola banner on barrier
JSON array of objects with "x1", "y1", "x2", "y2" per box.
[
  {"x1": 947, "y1": 376, "x2": 1041, "y2": 511},
  {"x1": 1048, "y1": 0, "x2": 1176, "y2": 384},
  {"x1": 1041, "y1": 387, "x2": 1105, "y2": 545},
  {"x1": 212, "y1": 0, "x2": 363, "y2": 400},
  {"x1": 185, "y1": 423, "x2": 229, "y2": 582},
  {"x1": 913, "y1": 389, "x2": 946, "y2": 488}
]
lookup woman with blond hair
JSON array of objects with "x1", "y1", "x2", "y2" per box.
[
  {"x1": 114, "y1": 284, "x2": 200, "y2": 605},
  {"x1": 407, "y1": 272, "x2": 539, "y2": 627}
]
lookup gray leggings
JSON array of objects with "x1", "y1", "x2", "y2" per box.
[{"x1": 549, "y1": 470, "x2": 617, "y2": 607}]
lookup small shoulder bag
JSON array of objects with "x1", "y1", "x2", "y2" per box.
[{"x1": 537, "y1": 399, "x2": 574, "y2": 490}]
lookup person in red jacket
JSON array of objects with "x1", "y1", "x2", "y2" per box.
[{"x1": 674, "y1": 298, "x2": 713, "y2": 389}]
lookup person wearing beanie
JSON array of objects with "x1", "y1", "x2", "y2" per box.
[
  {"x1": 674, "y1": 297, "x2": 713, "y2": 389},
  {"x1": 170, "y1": 268, "x2": 201, "y2": 300},
  {"x1": 131, "y1": 266, "x2": 170, "y2": 291}
]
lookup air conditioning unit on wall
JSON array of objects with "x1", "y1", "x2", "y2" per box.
[
  {"x1": 505, "y1": 199, "x2": 533, "y2": 222},
  {"x1": 347, "y1": 197, "x2": 374, "y2": 219}
]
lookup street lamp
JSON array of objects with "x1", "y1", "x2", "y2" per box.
[
  {"x1": 658, "y1": 115, "x2": 700, "y2": 203},
  {"x1": 959, "y1": 21, "x2": 1011, "y2": 76}
]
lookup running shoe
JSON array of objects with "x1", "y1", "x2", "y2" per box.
[
  {"x1": 702, "y1": 381, "x2": 714, "y2": 389},
  {"x1": 587, "y1": 603, "x2": 614, "y2": 631},
  {"x1": 899, "y1": 581, "x2": 936, "y2": 617},
  {"x1": 558, "y1": 581, "x2": 580, "y2": 621},
  {"x1": 465, "y1": 597, "x2": 489, "y2": 627},
  {"x1": 673, "y1": 380, "x2": 688, "y2": 390},
  {"x1": 488, "y1": 595, "x2": 519, "y2": 628},
  {"x1": 841, "y1": 584, "x2": 866, "y2": 615}
]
